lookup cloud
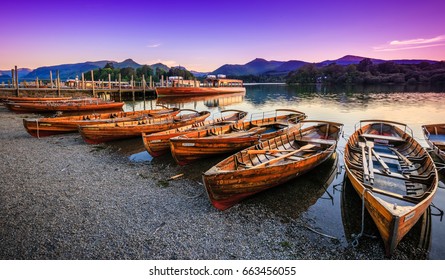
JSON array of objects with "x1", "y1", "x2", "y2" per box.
[
  {"x1": 374, "y1": 35, "x2": 445, "y2": 52},
  {"x1": 147, "y1": 43, "x2": 161, "y2": 48}
]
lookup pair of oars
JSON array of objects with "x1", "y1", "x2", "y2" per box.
[
  {"x1": 359, "y1": 140, "x2": 392, "y2": 185},
  {"x1": 247, "y1": 144, "x2": 316, "y2": 168}
]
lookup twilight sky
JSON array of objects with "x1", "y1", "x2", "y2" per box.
[{"x1": 1, "y1": 0, "x2": 444, "y2": 72}]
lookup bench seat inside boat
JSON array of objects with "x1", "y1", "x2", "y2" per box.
[{"x1": 360, "y1": 133, "x2": 405, "y2": 142}]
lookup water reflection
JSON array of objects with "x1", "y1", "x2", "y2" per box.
[{"x1": 156, "y1": 91, "x2": 246, "y2": 109}]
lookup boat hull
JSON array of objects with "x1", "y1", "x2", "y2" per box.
[
  {"x1": 202, "y1": 120, "x2": 343, "y2": 210},
  {"x1": 5, "y1": 100, "x2": 124, "y2": 113},
  {"x1": 169, "y1": 110, "x2": 307, "y2": 165},
  {"x1": 343, "y1": 120, "x2": 438, "y2": 256},
  {"x1": 204, "y1": 147, "x2": 335, "y2": 210},
  {"x1": 155, "y1": 86, "x2": 246, "y2": 97},
  {"x1": 422, "y1": 124, "x2": 445, "y2": 162},
  {"x1": 79, "y1": 111, "x2": 210, "y2": 144},
  {"x1": 142, "y1": 110, "x2": 247, "y2": 157},
  {"x1": 23, "y1": 108, "x2": 180, "y2": 138}
]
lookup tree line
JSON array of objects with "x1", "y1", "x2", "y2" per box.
[
  {"x1": 286, "y1": 59, "x2": 445, "y2": 85},
  {"x1": 82, "y1": 63, "x2": 195, "y2": 82}
]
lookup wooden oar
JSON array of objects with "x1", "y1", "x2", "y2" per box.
[
  {"x1": 252, "y1": 144, "x2": 315, "y2": 168},
  {"x1": 389, "y1": 147, "x2": 414, "y2": 167},
  {"x1": 366, "y1": 141, "x2": 375, "y2": 184},
  {"x1": 359, "y1": 142, "x2": 370, "y2": 182},
  {"x1": 247, "y1": 149, "x2": 295, "y2": 155},
  {"x1": 367, "y1": 141, "x2": 391, "y2": 175}
]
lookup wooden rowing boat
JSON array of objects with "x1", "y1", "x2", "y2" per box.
[
  {"x1": 0, "y1": 96, "x2": 73, "y2": 103},
  {"x1": 4, "y1": 99, "x2": 124, "y2": 113},
  {"x1": 170, "y1": 109, "x2": 307, "y2": 165},
  {"x1": 202, "y1": 120, "x2": 343, "y2": 210},
  {"x1": 155, "y1": 76, "x2": 245, "y2": 97},
  {"x1": 422, "y1": 123, "x2": 445, "y2": 162},
  {"x1": 156, "y1": 91, "x2": 246, "y2": 108},
  {"x1": 23, "y1": 106, "x2": 180, "y2": 138},
  {"x1": 343, "y1": 120, "x2": 438, "y2": 256},
  {"x1": 79, "y1": 109, "x2": 211, "y2": 144},
  {"x1": 141, "y1": 109, "x2": 248, "y2": 157},
  {"x1": 341, "y1": 172, "x2": 433, "y2": 257}
]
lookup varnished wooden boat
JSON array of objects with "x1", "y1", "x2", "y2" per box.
[
  {"x1": 344, "y1": 120, "x2": 438, "y2": 256},
  {"x1": 156, "y1": 91, "x2": 246, "y2": 108},
  {"x1": 202, "y1": 120, "x2": 343, "y2": 210},
  {"x1": 341, "y1": 173, "x2": 432, "y2": 257},
  {"x1": 155, "y1": 77, "x2": 245, "y2": 97},
  {"x1": 79, "y1": 109, "x2": 211, "y2": 144},
  {"x1": 0, "y1": 96, "x2": 73, "y2": 103},
  {"x1": 170, "y1": 109, "x2": 307, "y2": 165},
  {"x1": 141, "y1": 109, "x2": 247, "y2": 157},
  {"x1": 4, "y1": 99, "x2": 124, "y2": 113},
  {"x1": 422, "y1": 123, "x2": 445, "y2": 162},
  {"x1": 23, "y1": 107, "x2": 180, "y2": 138},
  {"x1": 156, "y1": 86, "x2": 246, "y2": 96}
]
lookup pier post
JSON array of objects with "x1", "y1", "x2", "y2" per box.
[
  {"x1": 81, "y1": 73, "x2": 85, "y2": 90},
  {"x1": 108, "y1": 74, "x2": 111, "y2": 89},
  {"x1": 50, "y1": 70, "x2": 53, "y2": 88},
  {"x1": 131, "y1": 75, "x2": 135, "y2": 103},
  {"x1": 118, "y1": 73, "x2": 122, "y2": 102},
  {"x1": 57, "y1": 70, "x2": 61, "y2": 96},
  {"x1": 149, "y1": 75, "x2": 153, "y2": 89},
  {"x1": 36, "y1": 77, "x2": 39, "y2": 88},
  {"x1": 91, "y1": 70, "x2": 95, "y2": 97},
  {"x1": 142, "y1": 74, "x2": 146, "y2": 109},
  {"x1": 10, "y1": 69, "x2": 15, "y2": 90},
  {"x1": 15, "y1": 66, "x2": 19, "y2": 96},
  {"x1": 161, "y1": 75, "x2": 164, "y2": 87}
]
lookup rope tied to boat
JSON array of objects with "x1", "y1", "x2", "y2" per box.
[
  {"x1": 430, "y1": 203, "x2": 444, "y2": 221},
  {"x1": 351, "y1": 188, "x2": 374, "y2": 248}
]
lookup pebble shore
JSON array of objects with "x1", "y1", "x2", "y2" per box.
[{"x1": 0, "y1": 106, "x2": 421, "y2": 260}]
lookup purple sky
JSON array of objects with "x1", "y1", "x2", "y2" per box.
[{"x1": 1, "y1": 0, "x2": 444, "y2": 71}]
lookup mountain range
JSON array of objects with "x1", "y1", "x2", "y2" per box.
[
  {"x1": 0, "y1": 55, "x2": 441, "y2": 82},
  {"x1": 211, "y1": 55, "x2": 440, "y2": 76}
]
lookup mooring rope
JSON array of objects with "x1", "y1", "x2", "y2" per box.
[
  {"x1": 351, "y1": 188, "x2": 373, "y2": 248},
  {"x1": 431, "y1": 203, "x2": 444, "y2": 221}
]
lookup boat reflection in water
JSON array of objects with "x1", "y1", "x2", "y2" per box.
[
  {"x1": 248, "y1": 152, "x2": 341, "y2": 220},
  {"x1": 156, "y1": 91, "x2": 245, "y2": 109},
  {"x1": 341, "y1": 174, "x2": 432, "y2": 258}
]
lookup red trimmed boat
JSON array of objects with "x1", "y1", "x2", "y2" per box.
[
  {"x1": 422, "y1": 123, "x2": 445, "y2": 162},
  {"x1": 170, "y1": 109, "x2": 306, "y2": 165},
  {"x1": 23, "y1": 107, "x2": 180, "y2": 138},
  {"x1": 142, "y1": 109, "x2": 247, "y2": 157},
  {"x1": 202, "y1": 120, "x2": 343, "y2": 210},
  {"x1": 344, "y1": 120, "x2": 438, "y2": 256},
  {"x1": 79, "y1": 109, "x2": 211, "y2": 144},
  {"x1": 5, "y1": 98, "x2": 124, "y2": 114}
]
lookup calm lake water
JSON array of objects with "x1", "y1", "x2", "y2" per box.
[{"x1": 121, "y1": 83, "x2": 445, "y2": 259}]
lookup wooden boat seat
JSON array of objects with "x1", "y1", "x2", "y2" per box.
[
  {"x1": 360, "y1": 133, "x2": 405, "y2": 142},
  {"x1": 405, "y1": 182, "x2": 426, "y2": 197},
  {"x1": 372, "y1": 168, "x2": 434, "y2": 185},
  {"x1": 298, "y1": 137, "x2": 336, "y2": 145}
]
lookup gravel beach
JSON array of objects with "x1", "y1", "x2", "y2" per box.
[{"x1": 0, "y1": 105, "x2": 424, "y2": 260}]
